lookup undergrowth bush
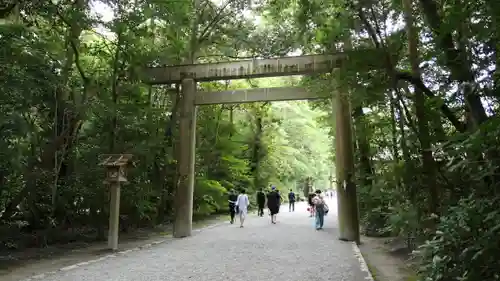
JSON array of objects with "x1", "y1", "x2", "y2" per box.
[
  {"x1": 358, "y1": 168, "x2": 401, "y2": 237},
  {"x1": 194, "y1": 179, "x2": 227, "y2": 216},
  {"x1": 416, "y1": 196, "x2": 500, "y2": 281}
]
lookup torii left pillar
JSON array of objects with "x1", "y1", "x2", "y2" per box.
[
  {"x1": 333, "y1": 91, "x2": 361, "y2": 245},
  {"x1": 173, "y1": 75, "x2": 197, "y2": 238}
]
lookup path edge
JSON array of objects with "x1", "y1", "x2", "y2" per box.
[
  {"x1": 352, "y1": 242, "x2": 376, "y2": 281},
  {"x1": 21, "y1": 221, "x2": 225, "y2": 281}
]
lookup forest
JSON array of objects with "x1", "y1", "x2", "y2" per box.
[{"x1": 1, "y1": 0, "x2": 500, "y2": 280}]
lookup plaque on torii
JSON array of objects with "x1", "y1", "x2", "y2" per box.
[{"x1": 98, "y1": 154, "x2": 133, "y2": 251}]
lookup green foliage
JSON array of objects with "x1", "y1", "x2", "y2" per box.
[
  {"x1": 4, "y1": 2, "x2": 500, "y2": 281},
  {"x1": 0, "y1": 0, "x2": 334, "y2": 251},
  {"x1": 416, "y1": 196, "x2": 500, "y2": 281},
  {"x1": 261, "y1": 101, "x2": 332, "y2": 186},
  {"x1": 194, "y1": 179, "x2": 227, "y2": 216},
  {"x1": 260, "y1": 0, "x2": 500, "y2": 280}
]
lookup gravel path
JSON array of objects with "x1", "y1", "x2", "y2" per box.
[{"x1": 21, "y1": 199, "x2": 370, "y2": 281}]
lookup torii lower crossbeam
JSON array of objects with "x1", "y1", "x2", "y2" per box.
[{"x1": 195, "y1": 87, "x2": 326, "y2": 105}]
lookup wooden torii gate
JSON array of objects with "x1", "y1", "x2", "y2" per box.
[{"x1": 143, "y1": 49, "x2": 386, "y2": 244}]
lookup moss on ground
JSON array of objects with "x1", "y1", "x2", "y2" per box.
[
  {"x1": 405, "y1": 274, "x2": 419, "y2": 281},
  {"x1": 364, "y1": 256, "x2": 420, "y2": 281},
  {"x1": 365, "y1": 261, "x2": 381, "y2": 281}
]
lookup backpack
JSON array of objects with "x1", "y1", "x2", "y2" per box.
[{"x1": 315, "y1": 197, "x2": 326, "y2": 213}]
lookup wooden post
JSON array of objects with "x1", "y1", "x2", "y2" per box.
[
  {"x1": 333, "y1": 91, "x2": 361, "y2": 244},
  {"x1": 173, "y1": 76, "x2": 197, "y2": 238},
  {"x1": 108, "y1": 182, "x2": 120, "y2": 250},
  {"x1": 98, "y1": 154, "x2": 133, "y2": 250}
]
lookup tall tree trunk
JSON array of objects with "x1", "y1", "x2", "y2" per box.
[
  {"x1": 395, "y1": 97, "x2": 411, "y2": 164},
  {"x1": 97, "y1": 21, "x2": 124, "y2": 237},
  {"x1": 1, "y1": 0, "x2": 88, "y2": 224},
  {"x1": 109, "y1": 29, "x2": 123, "y2": 153},
  {"x1": 229, "y1": 106, "x2": 234, "y2": 138},
  {"x1": 156, "y1": 87, "x2": 181, "y2": 223},
  {"x1": 251, "y1": 111, "x2": 264, "y2": 189},
  {"x1": 389, "y1": 93, "x2": 400, "y2": 161},
  {"x1": 405, "y1": 0, "x2": 439, "y2": 215},
  {"x1": 353, "y1": 106, "x2": 373, "y2": 188},
  {"x1": 418, "y1": 0, "x2": 487, "y2": 128},
  {"x1": 49, "y1": 0, "x2": 87, "y2": 219},
  {"x1": 430, "y1": 113, "x2": 446, "y2": 142},
  {"x1": 485, "y1": 1, "x2": 500, "y2": 99},
  {"x1": 207, "y1": 106, "x2": 225, "y2": 178}
]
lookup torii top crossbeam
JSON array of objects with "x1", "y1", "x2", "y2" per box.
[{"x1": 142, "y1": 49, "x2": 387, "y2": 84}]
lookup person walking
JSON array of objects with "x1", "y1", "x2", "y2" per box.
[
  {"x1": 307, "y1": 192, "x2": 316, "y2": 217},
  {"x1": 267, "y1": 186, "x2": 280, "y2": 224},
  {"x1": 228, "y1": 189, "x2": 238, "y2": 224},
  {"x1": 275, "y1": 187, "x2": 282, "y2": 210},
  {"x1": 288, "y1": 189, "x2": 296, "y2": 212},
  {"x1": 312, "y1": 189, "x2": 328, "y2": 230},
  {"x1": 235, "y1": 188, "x2": 250, "y2": 228},
  {"x1": 256, "y1": 188, "x2": 266, "y2": 217}
]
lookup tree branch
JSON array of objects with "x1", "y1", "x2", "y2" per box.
[
  {"x1": 354, "y1": 5, "x2": 381, "y2": 49},
  {"x1": 419, "y1": 0, "x2": 487, "y2": 126},
  {"x1": 394, "y1": 88, "x2": 418, "y2": 134},
  {"x1": 54, "y1": 7, "x2": 89, "y2": 84},
  {"x1": 395, "y1": 71, "x2": 466, "y2": 132},
  {"x1": 197, "y1": 0, "x2": 236, "y2": 45},
  {"x1": 369, "y1": 6, "x2": 385, "y2": 48},
  {"x1": 352, "y1": 0, "x2": 465, "y2": 133}
]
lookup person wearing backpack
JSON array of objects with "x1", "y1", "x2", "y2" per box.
[
  {"x1": 312, "y1": 189, "x2": 329, "y2": 230},
  {"x1": 288, "y1": 189, "x2": 296, "y2": 212}
]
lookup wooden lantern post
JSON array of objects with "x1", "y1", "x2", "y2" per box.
[{"x1": 98, "y1": 154, "x2": 133, "y2": 251}]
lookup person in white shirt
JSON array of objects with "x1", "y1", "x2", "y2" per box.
[{"x1": 235, "y1": 188, "x2": 250, "y2": 228}]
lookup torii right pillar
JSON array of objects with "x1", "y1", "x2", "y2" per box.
[{"x1": 333, "y1": 91, "x2": 361, "y2": 244}]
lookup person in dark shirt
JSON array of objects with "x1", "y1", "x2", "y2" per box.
[
  {"x1": 267, "y1": 186, "x2": 281, "y2": 224},
  {"x1": 276, "y1": 187, "x2": 282, "y2": 209},
  {"x1": 288, "y1": 189, "x2": 296, "y2": 212},
  {"x1": 307, "y1": 193, "x2": 316, "y2": 217},
  {"x1": 256, "y1": 188, "x2": 266, "y2": 217},
  {"x1": 228, "y1": 189, "x2": 238, "y2": 224}
]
